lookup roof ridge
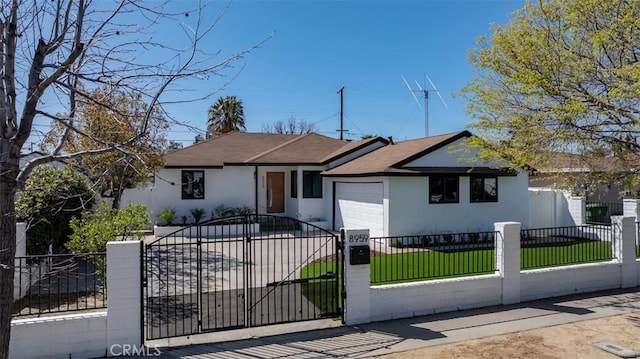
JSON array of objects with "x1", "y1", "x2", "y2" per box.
[{"x1": 243, "y1": 133, "x2": 308, "y2": 163}]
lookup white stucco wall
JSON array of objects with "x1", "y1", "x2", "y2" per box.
[
  {"x1": 370, "y1": 275, "x2": 503, "y2": 322},
  {"x1": 521, "y1": 263, "x2": 621, "y2": 302},
  {"x1": 255, "y1": 165, "x2": 327, "y2": 220},
  {"x1": 153, "y1": 166, "x2": 254, "y2": 223},
  {"x1": 403, "y1": 137, "x2": 503, "y2": 168},
  {"x1": 295, "y1": 166, "x2": 329, "y2": 221},
  {"x1": 11, "y1": 312, "x2": 108, "y2": 359},
  {"x1": 387, "y1": 173, "x2": 529, "y2": 235},
  {"x1": 528, "y1": 189, "x2": 578, "y2": 228}
]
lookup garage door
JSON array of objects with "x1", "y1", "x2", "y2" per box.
[{"x1": 334, "y1": 182, "x2": 384, "y2": 237}]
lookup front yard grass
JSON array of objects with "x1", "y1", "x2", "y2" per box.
[
  {"x1": 301, "y1": 240, "x2": 615, "y2": 286},
  {"x1": 521, "y1": 240, "x2": 612, "y2": 269},
  {"x1": 299, "y1": 239, "x2": 620, "y2": 315}
]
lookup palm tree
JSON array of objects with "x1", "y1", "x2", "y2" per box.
[{"x1": 207, "y1": 96, "x2": 246, "y2": 137}]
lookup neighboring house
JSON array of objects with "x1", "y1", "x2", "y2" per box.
[
  {"x1": 152, "y1": 132, "x2": 388, "y2": 224},
  {"x1": 323, "y1": 131, "x2": 529, "y2": 237},
  {"x1": 528, "y1": 152, "x2": 626, "y2": 203},
  {"x1": 152, "y1": 130, "x2": 529, "y2": 236}
]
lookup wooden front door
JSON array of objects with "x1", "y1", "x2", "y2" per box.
[{"x1": 266, "y1": 172, "x2": 285, "y2": 213}]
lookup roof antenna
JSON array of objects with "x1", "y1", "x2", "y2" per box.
[{"x1": 401, "y1": 74, "x2": 448, "y2": 137}]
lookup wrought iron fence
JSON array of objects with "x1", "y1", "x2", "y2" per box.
[
  {"x1": 13, "y1": 252, "x2": 107, "y2": 317},
  {"x1": 369, "y1": 231, "x2": 497, "y2": 285},
  {"x1": 520, "y1": 225, "x2": 614, "y2": 270},
  {"x1": 585, "y1": 201, "x2": 623, "y2": 225}
]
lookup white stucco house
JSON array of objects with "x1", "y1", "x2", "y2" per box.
[
  {"x1": 322, "y1": 131, "x2": 529, "y2": 237},
  {"x1": 152, "y1": 132, "x2": 389, "y2": 225},
  {"x1": 150, "y1": 130, "x2": 529, "y2": 237}
]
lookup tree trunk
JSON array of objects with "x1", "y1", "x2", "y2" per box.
[
  {"x1": 111, "y1": 189, "x2": 122, "y2": 211},
  {"x1": 0, "y1": 144, "x2": 19, "y2": 359}
]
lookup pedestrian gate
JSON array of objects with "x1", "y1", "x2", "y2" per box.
[{"x1": 143, "y1": 215, "x2": 342, "y2": 340}]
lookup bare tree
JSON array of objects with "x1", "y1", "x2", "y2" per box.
[
  {"x1": 262, "y1": 117, "x2": 318, "y2": 134},
  {"x1": 0, "y1": 1, "x2": 267, "y2": 356}
]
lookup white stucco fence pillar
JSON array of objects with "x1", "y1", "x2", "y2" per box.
[
  {"x1": 342, "y1": 228, "x2": 371, "y2": 325},
  {"x1": 14, "y1": 222, "x2": 27, "y2": 299},
  {"x1": 495, "y1": 221, "x2": 521, "y2": 305},
  {"x1": 568, "y1": 196, "x2": 586, "y2": 225},
  {"x1": 106, "y1": 241, "x2": 143, "y2": 355},
  {"x1": 623, "y1": 199, "x2": 640, "y2": 223},
  {"x1": 612, "y1": 216, "x2": 638, "y2": 288}
]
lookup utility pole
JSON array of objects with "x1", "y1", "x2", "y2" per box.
[{"x1": 336, "y1": 86, "x2": 347, "y2": 140}]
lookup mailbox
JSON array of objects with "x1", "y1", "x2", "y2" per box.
[{"x1": 349, "y1": 245, "x2": 370, "y2": 265}]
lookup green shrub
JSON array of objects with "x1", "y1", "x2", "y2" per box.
[
  {"x1": 157, "y1": 207, "x2": 176, "y2": 225},
  {"x1": 16, "y1": 166, "x2": 95, "y2": 254},
  {"x1": 66, "y1": 202, "x2": 151, "y2": 278},
  {"x1": 190, "y1": 208, "x2": 206, "y2": 223}
]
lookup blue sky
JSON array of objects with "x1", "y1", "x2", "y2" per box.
[
  {"x1": 161, "y1": 0, "x2": 526, "y2": 145},
  {"x1": 31, "y1": 1, "x2": 526, "y2": 148}
]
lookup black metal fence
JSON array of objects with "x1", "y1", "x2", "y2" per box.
[
  {"x1": 520, "y1": 225, "x2": 614, "y2": 270},
  {"x1": 13, "y1": 253, "x2": 107, "y2": 317},
  {"x1": 144, "y1": 215, "x2": 341, "y2": 341},
  {"x1": 369, "y1": 231, "x2": 498, "y2": 285},
  {"x1": 585, "y1": 201, "x2": 623, "y2": 225}
]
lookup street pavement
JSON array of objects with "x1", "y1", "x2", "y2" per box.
[{"x1": 136, "y1": 286, "x2": 640, "y2": 358}]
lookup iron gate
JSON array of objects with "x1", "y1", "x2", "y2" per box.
[{"x1": 143, "y1": 215, "x2": 343, "y2": 340}]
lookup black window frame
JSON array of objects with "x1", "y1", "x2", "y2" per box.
[
  {"x1": 302, "y1": 171, "x2": 323, "y2": 198},
  {"x1": 429, "y1": 175, "x2": 459, "y2": 204},
  {"x1": 291, "y1": 170, "x2": 298, "y2": 198},
  {"x1": 470, "y1": 176, "x2": 498, "y2": 203},
  {"x1": 181, "y1": 170, "x2": 205, "y2": 200}
]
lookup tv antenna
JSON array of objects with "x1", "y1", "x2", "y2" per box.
[{"x1": 401, "y1": 74, "x2": 448, "y2": 137}]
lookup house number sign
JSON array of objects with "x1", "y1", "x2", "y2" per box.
[{"x1": 348, "y1": 233, "x2": 369, "y2": 243}]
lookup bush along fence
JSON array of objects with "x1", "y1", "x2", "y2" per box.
[
  {"x1": 343, "y1": 216, "x2": 640, "y2": 325},
  {"x1": 13, "y1": 252, "x2": 107, "y2": 317}
]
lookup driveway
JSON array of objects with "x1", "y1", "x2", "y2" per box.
[{"x1": 144, "y1": 231, "x2": 339, "y2": 339}]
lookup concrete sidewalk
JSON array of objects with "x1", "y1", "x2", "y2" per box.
[{"x1": 147, "y1": 287, "x2": 640, "y2": 358}]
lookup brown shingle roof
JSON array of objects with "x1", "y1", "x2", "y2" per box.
[
  {"x1": 529, "y1": 152, "x2": 628, "y2": 173},
  {"x1": 242, "y1": 133, "x2": 348, "y2": 164},
  {"x1": 163, "y1": 132, "x2": 385, "y2": 167},
  {"x1": 164, "y1": 132, "x2": 298, "y2": 167},
  {"x1": 323, "y1": 131, "x2": 471, "y2": 176}
]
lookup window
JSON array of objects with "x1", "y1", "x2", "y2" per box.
[
  {"x1": 182, "y1": 170, "x2": 204, "y2": 199},
  {"x1": 429, "y1": 176, "x2": 459, "y2": 203},
  {"x1": 302, "y1": 171, "x2": 322, "y2": 198},
  {"x1": 471, "y1": 177, "x2": 498, "y2": 202},
  {"x1": 291, "y1": 170, "x2": 298, "y2": 198}
]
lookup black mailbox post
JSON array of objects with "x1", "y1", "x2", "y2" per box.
[{"x1": 349, "y1": 245, "x2": 370, "y2": 265}]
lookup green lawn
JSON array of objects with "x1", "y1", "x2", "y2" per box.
[
  {"x1": 299, "y1": 239, "x2": 617, "y2": 316},
  {"x1": 521, "y1": 240, "x2": 612, "y2": 269},
  {"x1": 301, "y1": 240, "x2": 615, "y2": 286}
]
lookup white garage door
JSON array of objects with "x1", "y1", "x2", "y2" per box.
[{"x1": 334, "y1": 182, "x2": 384, "y2": 237}]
